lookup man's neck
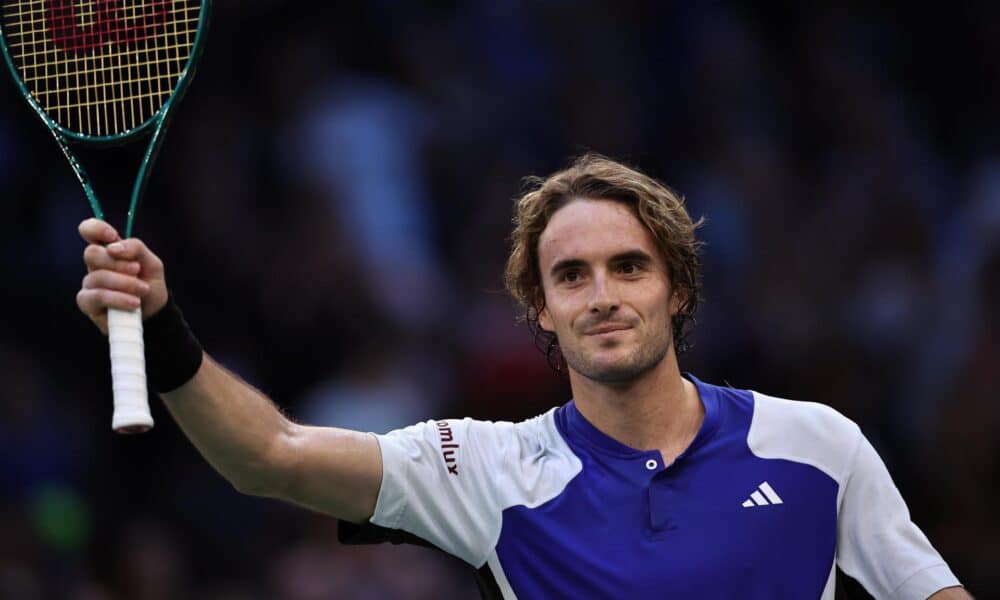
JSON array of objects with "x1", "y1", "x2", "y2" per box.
[{"x1": 568, "y1": 350, "x2": 704, "y2": 462}]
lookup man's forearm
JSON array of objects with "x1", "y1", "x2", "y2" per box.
[
  {"x1": 160, "y1": 353, "x2": 294, "y2": 496},
  {"x1": 73, "y1": 223, "x2": 380, "y2": 518}
]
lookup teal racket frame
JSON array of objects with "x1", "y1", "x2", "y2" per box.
[{"x1": 0, "y1": 0, "x2": 213, "y2": 237}]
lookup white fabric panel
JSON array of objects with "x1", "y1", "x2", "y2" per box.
[
  {"x1": 837, "y1": 434, "x2": 961, "y2": 599},
  {"x1": 749, "y1": 391, "x2": 961, "y2": 599},
  {"x1": 370, "y1": 409, "x2": 582, "y2": 568},
  {"x1": 487, "y1": 550, "x2": 519, "y2": 599},
  {"x1": 748, "y1": 392, "x2": 861, "y2": 495},
  {"x1": 821, "y1": 561, "x2": 837, "y2": 600}
]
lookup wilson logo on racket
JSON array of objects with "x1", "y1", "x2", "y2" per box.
[{"x1": 45, "y1": 1, "x2": 171, "y2": 54}]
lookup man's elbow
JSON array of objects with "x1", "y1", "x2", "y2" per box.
[
  {"x1": 229, "y1": 469, "x2": 277, "y2": 497},
  {"x1": 228, "y1": 431, "x2": 296, "y2": 498},
  {"x1": 928, "y1": 586, "x2": 973, "y2": 600}
]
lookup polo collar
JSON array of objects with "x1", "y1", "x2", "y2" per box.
[{"x1": 562, "y1": 373, "x2": 723, "y2": 460}]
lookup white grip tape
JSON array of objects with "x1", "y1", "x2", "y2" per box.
[{"x1": 108, "y1": 307, "x2": 153, "y2": 432}]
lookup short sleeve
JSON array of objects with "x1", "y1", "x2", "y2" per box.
[
  {"x1": 369, "y1": 417, "x2": 514, "y2": 567},
  {"x1": 836, "y1": 435, "x2": 962, "y2": 599}
]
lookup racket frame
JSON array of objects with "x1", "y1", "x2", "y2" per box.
[{"x1": 0, "y1": 0, "x2": 212, "y2": 237}]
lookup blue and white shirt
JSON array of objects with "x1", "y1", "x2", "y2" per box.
[{"x1": 342, "y1": 375, "x2": 960, "y2": 599}]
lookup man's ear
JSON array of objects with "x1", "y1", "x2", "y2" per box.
[
  {"x1": 538, "y1": 304, "x2": 553, "y2": 332},
  {"x1": 534, "y1": 291, "x2": 553, "y2": 332},
  {"x1": 668, "y1": 285, "x2": 686, "y2": 318}
]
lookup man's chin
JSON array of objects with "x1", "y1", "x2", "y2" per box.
[
  {"x1": 570, "y1": 355, "x2": 652, "y2": 385},
  {"x1": 565, "y1": 339, "x2": 672, "y2": 385}
]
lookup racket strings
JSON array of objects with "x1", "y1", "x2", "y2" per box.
[{"x1": 2, "y1": 0, "x2": 200, "y2": 136}]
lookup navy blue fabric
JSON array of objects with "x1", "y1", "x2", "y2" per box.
[{"x1": 493, "y1": 376, "x2": 839, "y2": 599}]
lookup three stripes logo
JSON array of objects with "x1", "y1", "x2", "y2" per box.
[{"x1": 741, "y1": 481, "x2": 783, "y2": 508}]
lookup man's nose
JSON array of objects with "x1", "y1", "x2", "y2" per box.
[{"x1": 587, "y1": 272, "x2": 620, "y2": 315}]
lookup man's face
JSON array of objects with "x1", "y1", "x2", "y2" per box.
[{"x1": 537, "y1": 198, "x2": 679, "y2": 384}]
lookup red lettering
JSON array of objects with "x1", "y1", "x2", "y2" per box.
[
  {"x1": 45, "y1": 0, "x2": 171, "y2": 55},
  {"x1": 436, "y1": 420, "x2": 459, "y2": 476}
]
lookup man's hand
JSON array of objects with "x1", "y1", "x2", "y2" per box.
[{"x1": 77, "y1": 218, "x2": 169, "y2": 334}]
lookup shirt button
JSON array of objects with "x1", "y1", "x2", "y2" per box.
[{"x1": 645, "y1": 459, "x2": 658, "y2": 470}]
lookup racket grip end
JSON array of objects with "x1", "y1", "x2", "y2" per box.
[{"x1": 108, "y1": 307, "x2": 154, "y2": 434}]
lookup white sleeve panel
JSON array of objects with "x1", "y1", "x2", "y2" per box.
[
  {"x1": 749, "y1": 392, "x2": 855, "y2": 600},
  {"x1": 837, "y1": 435, "x2": 961, "y2": 599},
  {"x1": 749, "y1": 392, "x2": 961, "y2": 600},
  {"x1": 370, "y1": 409, "x2": 580, "y2": 569},
  {"x1": 748, "y1": 392, "x2": 860, "y2": 494}
]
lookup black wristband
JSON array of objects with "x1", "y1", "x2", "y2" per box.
[{"x1": 143, "y1": 293, "x2": 204, "y2": 393}]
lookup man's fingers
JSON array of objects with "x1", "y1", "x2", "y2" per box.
[
  {"x1": 76, "y1": 288, "x2": 142, "y2": 315},
  {"x1": 106, "y1": 239, "x2": 164, "y2": 278},
  {"x1": 78, "y1": 218, "x2": 119, "y2": 245},
  {"x1": 106, "y1": 238, "x2": 146, "y2": 259},
  {"x1": 77, "y1": 224, "x2": 169, "y2": 326},
  {"x1": 83, "y1": 244, "x2": 141, "y2": 275},
  {"x1": 82, "y1": 270, "x2": 152, "y2": 296}
]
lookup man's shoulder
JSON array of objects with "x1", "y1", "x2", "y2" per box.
[
  {"x1": 426, "y1": 407, "x2": 562, "y2": 443},
  {"x1": 385, "y1": 407, "x2": 559, "y2": 438},
  {"x1": 749, "y1": 389, "x2": 861, "y2": 437},
  {"x1": 382, "y1": 407, "x2": 569, "y2": 466},
  {"x1": 744, "y1": 388, "x2": 863, "y2": 486}
]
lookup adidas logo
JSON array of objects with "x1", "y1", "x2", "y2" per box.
[{"x1": 741, "y1": 481, "x2": 784, "y2": 507}]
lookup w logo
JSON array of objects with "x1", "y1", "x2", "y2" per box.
[{"x1": 45, "y1": 0, "x2": 170, "y2": 54}]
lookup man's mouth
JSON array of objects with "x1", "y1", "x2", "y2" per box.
[{"x1": 584, "y1": 323, "x2": 632, "y2": 336}]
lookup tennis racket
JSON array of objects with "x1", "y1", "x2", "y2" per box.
[{"x1": 0, "y1": 0, "x2": 211, "y2": 433}]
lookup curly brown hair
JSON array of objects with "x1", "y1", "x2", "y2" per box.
[{"x1": 504, "y1": 153, "x2": 704, "y2": 369}]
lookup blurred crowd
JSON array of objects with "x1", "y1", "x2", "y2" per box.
[{"x1": 1, "y1": 1, "x2": 998, "y2": 598}]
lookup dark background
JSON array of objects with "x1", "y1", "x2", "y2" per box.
[{"x1": 1, "y1": 1, "x2": 998, "y2": 598}]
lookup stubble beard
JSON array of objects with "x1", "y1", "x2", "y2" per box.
[{"x1": 561, "y1": 326, "x2": 674, "y2": 385}]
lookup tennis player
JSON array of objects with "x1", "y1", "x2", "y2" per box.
[{"x1": 77, "y1": 155, "x2": 968, "y2": 599}]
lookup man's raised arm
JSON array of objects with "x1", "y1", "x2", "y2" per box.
[{"x1": 76, "y1": 218, "x2": 382, "y2": 523}]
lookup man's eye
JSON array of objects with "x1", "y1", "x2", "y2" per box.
[
  {"x1": 563, "y1": 271, "x2": 580, "y2": 283},
  {"x1": 620, "y1": 262, "x2": 640, "y2": 274}
]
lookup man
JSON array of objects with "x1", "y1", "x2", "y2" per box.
[{"x1": 77, "y1": 155, "x2": 967, "y2": 599}]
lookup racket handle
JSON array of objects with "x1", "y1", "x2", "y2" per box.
[{"x1": 108, "y1": 307, "x2": 153, "y2": 433}]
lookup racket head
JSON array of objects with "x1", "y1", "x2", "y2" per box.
[{"x1": 0, "y1": 0, "x2": 211, "y2": 145}]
